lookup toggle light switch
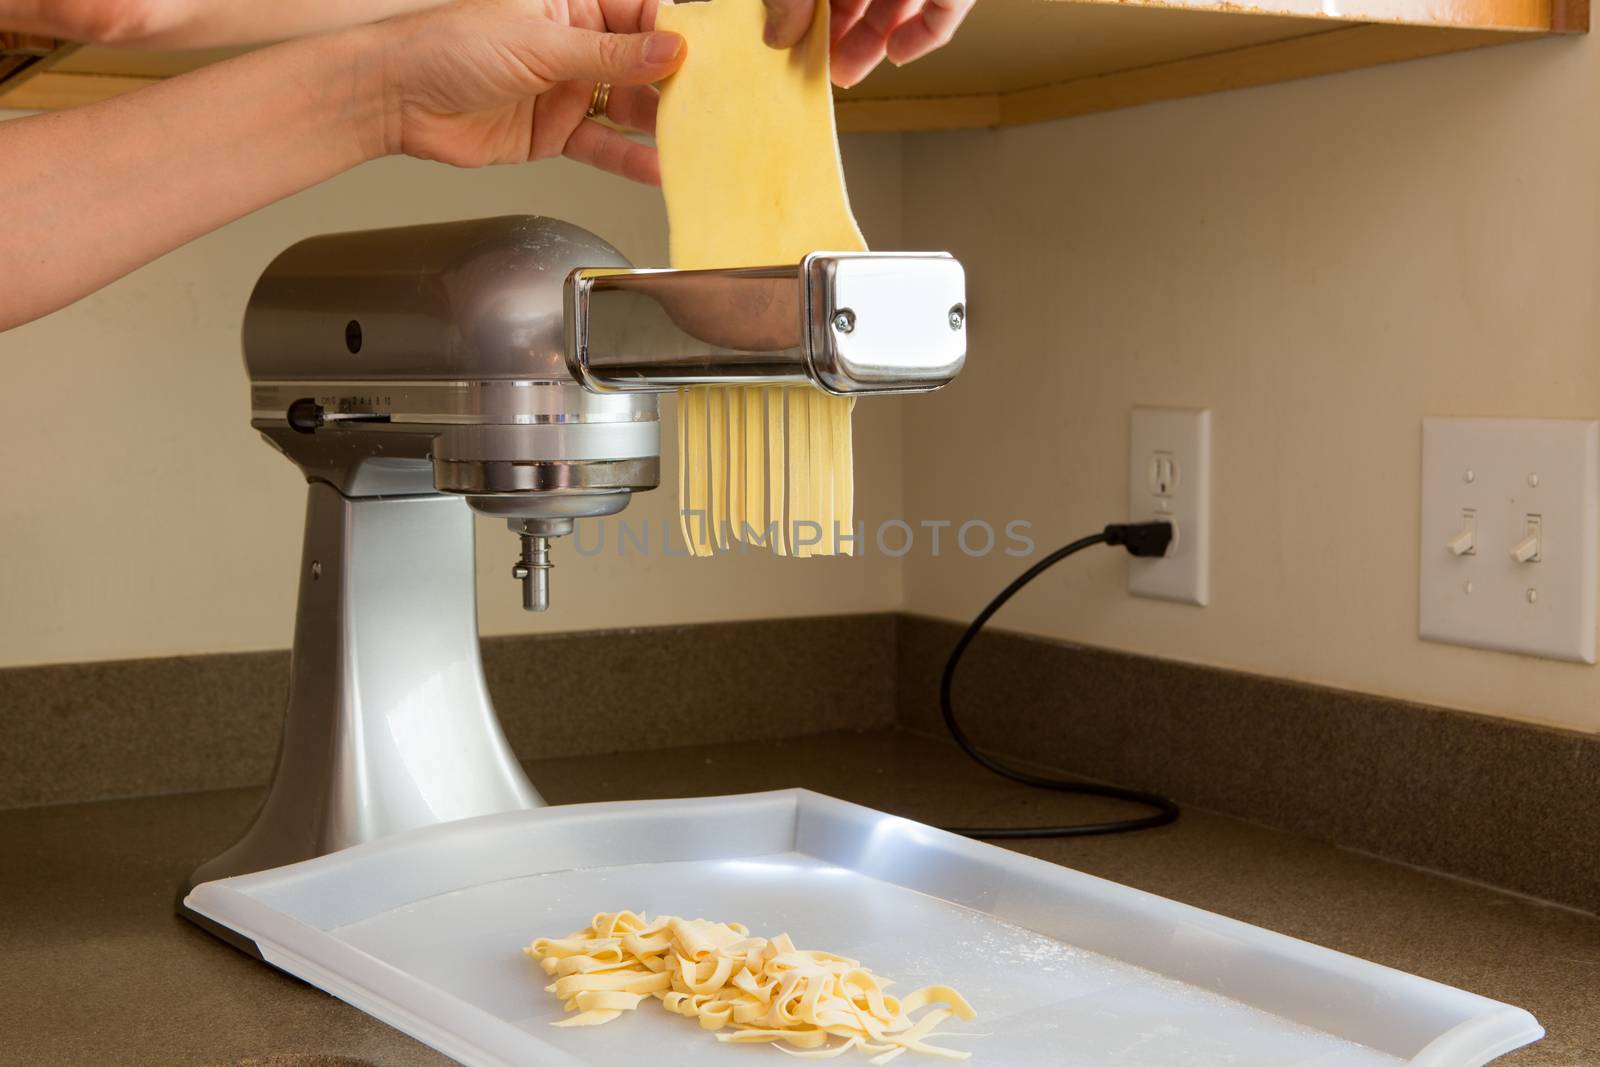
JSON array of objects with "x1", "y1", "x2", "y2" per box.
[
  {"x1": 1447, "y1": 509, "x2": 1477, "y2": 556},
  {"x1": 1510, "y1": 515, "x2": 1542, "y2": 563},
  {"x1": 1419, "y1": 417, "x2": 1597, "y2": 663}
]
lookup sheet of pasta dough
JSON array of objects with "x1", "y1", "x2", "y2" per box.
[{"x1": 656, "y1": 0, "x2": 862, "y2": 557}]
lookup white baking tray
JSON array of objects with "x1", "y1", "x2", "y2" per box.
[{"x1": 185, "y1": 789, "x2": 1542, "y2": 1067}]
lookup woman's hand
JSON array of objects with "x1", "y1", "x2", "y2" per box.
[
  {"x1": 761, "y1": 0, "x2": 973, "y2": 87},
  {"x1": 0, "y1": 0, "x2": 683, "y2": 330},
  {"x1": 373, "y1": 0, "x2": 684, "y2": 184}
]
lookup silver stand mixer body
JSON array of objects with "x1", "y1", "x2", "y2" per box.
[
  {"x1": 184, "y1": 217, "x2": 655, "y2": 904},
  {"x1": 182, "y1": 214, "x2": 965, "y2": 928}
]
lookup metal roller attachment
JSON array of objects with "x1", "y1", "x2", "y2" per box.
[{"x1": 565, "y1": 252, "x2": 966, "y2": 396}]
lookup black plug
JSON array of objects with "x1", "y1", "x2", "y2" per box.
[{"x1": 1104, "y1": 520, "x2": 1174, "y2": 558}]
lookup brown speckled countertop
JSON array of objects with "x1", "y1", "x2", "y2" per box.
[{"x1": 5, "y1": 729, "x2": 1597, "y2": 1066}]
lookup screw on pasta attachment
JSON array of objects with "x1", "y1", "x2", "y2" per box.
[{"x1": 525, "y1": 911, "x2": 979, "y2": 1062}]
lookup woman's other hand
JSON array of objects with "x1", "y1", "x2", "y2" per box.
[{"x1": 760, "y1": 0, "x2": 973, "y2": 88}]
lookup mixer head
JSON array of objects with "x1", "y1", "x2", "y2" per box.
[{"x1": 244, "y1": 216, "x2": 657, "y2": 611}]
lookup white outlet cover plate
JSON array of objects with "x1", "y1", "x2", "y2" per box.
[
  {"x1": 1129, "y1": 407, "x2": 1210, "y2": 606},
  {"x1": 1419, "y1": 416, "x2": 1598, "y2": 664}
]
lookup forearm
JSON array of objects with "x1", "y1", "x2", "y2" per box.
[
  {"x1": 0, "y1": 28, "x2": 385, "y2": 330},
  {"x1": 0, "y1": 0, "x2": 444, "y2": 47},
  {"x1": 109, "y1": 0, "x2": 448, "y2": 47}
]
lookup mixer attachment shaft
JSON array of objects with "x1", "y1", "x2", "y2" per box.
[{"x1": 509, "y1": 519, "x2": 566, "y2": 613}]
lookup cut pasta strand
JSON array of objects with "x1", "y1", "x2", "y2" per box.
[
  {"x1": 524, "y1": 911, "x2": 975, "y2": 1061},
  {"x1": 675, "y1": 385, "x2": 857, "y2": 558}
]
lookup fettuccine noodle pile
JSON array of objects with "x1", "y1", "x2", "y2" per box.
[{"x1": 525, "y1": 911, "x2": 976, "y2": 1062}]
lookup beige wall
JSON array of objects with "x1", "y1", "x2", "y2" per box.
[
  {"x1": 898, "y1": 35, "x2": 1600, "y2": 732},
  {"x1": 11, "y1": 31, "x2": 1600, "y2": 735},
  {"x1": 0, "y1": 125, "x2": 905, "y2": 667}
]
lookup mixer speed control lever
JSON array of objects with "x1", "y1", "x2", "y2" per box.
[
  {"x1": 286, "y1": 398, "x2": 324, "y2": 434},
  {"x1": 285, "y1": 397, "x2": 393, "y2": 434}
]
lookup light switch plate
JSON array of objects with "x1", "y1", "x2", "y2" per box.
[
  {"x1": 1129, "y1": 407, "x2": 1210, "y2": 606},
  {"x1": 1419, "y1": 416, "x2": 1599, "y2": 663}
]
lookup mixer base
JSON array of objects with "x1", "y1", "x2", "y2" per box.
[{"x1": 182, "y1": 483, "x2": 541, "y2": 906}]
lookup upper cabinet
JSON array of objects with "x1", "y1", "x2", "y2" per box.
[
  {"x1": 833, "y1": 0, "x2": 1584, "y2": 131},
  {"x1": 0, "y1": 0, "x2": 1585, "y2": 132}
]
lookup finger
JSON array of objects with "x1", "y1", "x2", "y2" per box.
[
  {"x1": 830, "y1": 18, "x2": 892, "y2": 87},
  {"x1": 858, "y1": 0, "x2": 925, "y2": 36},
  {"x1": 604, "y1": 83, "x2": 660, "y2": 137},
  {"x1": 597, "y1": 0, "x2": 660, "y2": 34},
  {"x1": 829, "y1": 0, "x2": 872, "y2": 43},
  {"x1": 564, "y1": 120, "x2": 661, "y2": 185},
  {"x1": 884, "y1": 0, "x2": 972, "y2": 64},
  {"x1": 830, "y1": 0, "x2": 920, "y2": 85},
  {"x1": 762, "y1": 0, "x2": 814, "y2": 48},
  {"x1": 522, "y1": 23, "x2": 685, "y2": 89},
  {"x1": 530, "y1": 80, "x2": 595, "y2": 162}
]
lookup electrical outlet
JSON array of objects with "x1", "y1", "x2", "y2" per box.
[
  {"x1": 1129, "y1": 407, "x2": 1210, "y2": 606},
  {"x1": 1419, "y1": 416, "x2": 1599, "y2": 663}
]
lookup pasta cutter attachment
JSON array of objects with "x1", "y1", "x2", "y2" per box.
[{"x1": 565, "y1": 252, "x2": 967, "y2": 395}]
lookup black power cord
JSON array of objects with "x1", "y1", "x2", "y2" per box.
[{"x1": 939, "y1": 522, "x2": 1181, "y2": 840}]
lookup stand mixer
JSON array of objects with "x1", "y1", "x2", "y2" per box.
[{"x1": 181, "y1": 215, "x2": 965, "y2": 932}]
